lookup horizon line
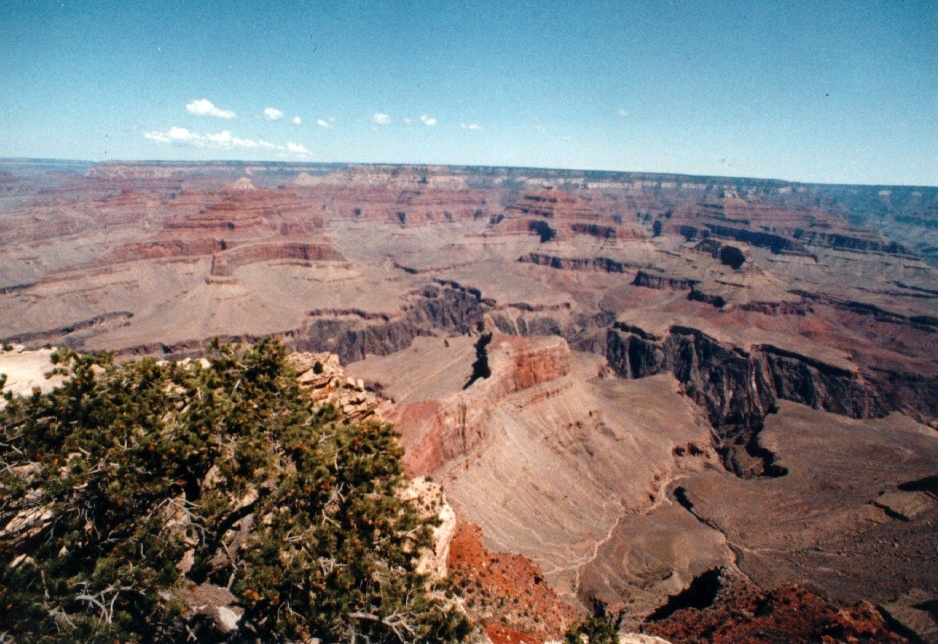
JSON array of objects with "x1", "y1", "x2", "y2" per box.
[{"x1": 1, "y1": 156, "x2": 936, "y2": 190}]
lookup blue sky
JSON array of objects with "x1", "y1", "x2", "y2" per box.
[{"x1": 1, "y1": 0, "x2": 935, "y2": 185}]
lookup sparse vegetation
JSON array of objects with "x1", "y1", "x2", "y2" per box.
[
  {"x1": 563, "y1": 599, "x2": 620, "y2": 644},
  {"x1": 563, "y1": 615, "x2": 618, "y2": 643},
  {"x1": 719, "y1": 245, "x2": 746, "y2": 270},
  {"x1": 0, "y1": 338, "x2": 470, "y2": 642}
]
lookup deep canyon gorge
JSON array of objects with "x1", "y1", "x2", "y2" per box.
[{"x1": 1, "y1": 159, "x2": 936, "y2": 641}]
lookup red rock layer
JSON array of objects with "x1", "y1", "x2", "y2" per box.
[
  {"x1": 209, "y1": 241, "x2": 343, "y2": 276},
  {"x1": 447, "y1": 521, "x2": 579, "y2": 642},
  {"x1": 398, "y1": 335, "x2": 572, "y2": 477},
  {"x1": 497, "y1": 186, "x2": 646, "y2": 241},
  {"x1": 643, "y1": 570, "x2": 906, "y2": 644},
  {"x1": 106, "y1": 188, "x2": 338, "y2": 266}
]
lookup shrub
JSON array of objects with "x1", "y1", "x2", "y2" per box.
[
  {"x1": 564, "y1": 615, "x2": 619, "y2": 644},
  {"x1": 719, "y1": 245, "x2": 746, "y2": 270},
  {"x1": 0, "y1": 338, "x2": 469, "y2": 642}
]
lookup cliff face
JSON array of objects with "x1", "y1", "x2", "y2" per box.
[
  {"x1": 519, "y1": 253, "x2": 633, "y2": 274},
  {"x1": 758, "y1": 344, "x2": 882, "y2": 417},
  {"x1": 632, "y1": 270, "x2": 697, "y2": 290},
  {"x1": 296, "y1": 281, "x2": 488, "y2": 364},
  {"x1": 605, "y1": 323, "x2": 884, "y2": 476}
]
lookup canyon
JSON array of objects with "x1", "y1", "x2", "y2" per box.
[{"x1": 1, "y1": 158, "x2": 936, "y2": 641}]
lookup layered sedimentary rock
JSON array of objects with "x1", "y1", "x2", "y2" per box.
[
  {"x1": 390, "y1": 333, "x2": 574, "y2": 476},
  {"x1": 290, "y1": 165, "x2": 493, "y2": 226},
  {"x1": 109, "y1": 188, "x2": 335, "y2": 269},
  {"x1": 1, "y1": 159, "x2": 935, "y2": 640},
  {"x1": 494, "y1": 186, "x2": 645, "y2": 242},
  {"x1": 353, "y1": 332, "x2": 723, "y2": 620},
  {"x1": 520, "y1": 253, "x2": 637, "y2": 274}
]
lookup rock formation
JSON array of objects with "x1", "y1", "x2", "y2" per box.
[{"x1": 1, "y1": 158, "x2": 935, "y2": 640}]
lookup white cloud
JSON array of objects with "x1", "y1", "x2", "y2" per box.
[
  {"x1": 403, "y1": 117, "x2": 413, "y2": 126},
  {"x1": 460, "y1": 122, "x2": 483, "y2": 132},
  {"x1": 316, "y1": 118, "x2": 331, "y2": 129},
  {"x1": 169, "y1": 126, "x2": 201, "y2": 141},
  {"x1": 285, "y1": 142, "x2": 309, "y2": 156},
  {"x1": 209, "y1": 131, "x2": 272, "y2": 149},
  {"x1": 144, "y1": 126, "x2": 205, "y2": 146},
  {"x1": 206, "y1": 130, "x2": 233, "y2": 144},
  {"x1": 617, "y1": 108, "x2": 629, "y2": 118},
  {"x1": 186, "y1": 99, "x2": 237, "y2": 119},
  {"x1": 372, "y1": 112, "x2": 391, "y2": 126},
  {"x1": 143, "y1": 127, "x2": 308, "y2": 156},
  {"x1": 143, "y1": 130, "x2": 171, "y2": 143},
  {"x1": 420, "y1": 114, "x2": 437, "y2": 126},
  {"x1": 264, "y1": 107, "x2": 285, "y2": 121},
  {"x1": 152, "y1": 126, "x2": 201, "y2": 143},
  {"x1": 292, "y1": 116, "x2": 302, "y2": 125}
]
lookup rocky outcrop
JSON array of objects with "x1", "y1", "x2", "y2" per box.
[
  {"x1": 704, "y1": 223, "x2": 810, "y2": 256},
  {"x1": 632, "y1": 270, "x2": 697, "y2": 290},
  {"x1": 569, "y1": 222, "x2": 618, "y2": 239},
  {"x1": 80, "y1": 281, "x2": 490, "y2": 364},
  {"x1": 401, "y1": 477, "x2": 458, "y2": 582},
  {"x1": 208, "y1": 241, "x2": 344, "y2": 277},
  {"x1": 643, "y1": 568, "x2": 905, "y2": 643},
  {"x1": 505, "y1": 188, "x2": 590, "y2": 220},
  {"x1": 296, "y1": 281, "x2": 489, "y2": 364},
  {"x1": 161, "y1": 194, "x2": 274, "y2": 238},
  {"x1": 0, "y1": 346, "x2": 65, "y2": 402},
  {"x1": 288, "y1": 351, "x2": 387, "y2": 422},
  {"x1": 447, "y1": 521, "x2": 580, "y2": 641},
  {"x1": 495, "y1": 187, "x2": 645, "y2": 243},
  {"x1": 694, "y1": 239, "x2": 746, "y2": 269},
  {"x1": 225, "y1": 177, "x2": 257, "y2": 192},
  {"x1": 528, "y1": 219, "x2": 558, "y2": 242},
  {"x1": 758, "y1": 344, "x2": 881, "y2": 417},
  {"x1": 399, "y1": 334, "x2": 572, "y2": 476},
  {"x1": 111, "y1": 238, "x2": 232, "y2": 261},
  {"x1": 2, "y1": 312, "x2": 134, "y2": 347},
  {"x1": 791, "y1": 229, "x2": 911, "y2": 255},
  {"x1": 736, "y1": 300, "x2": 811, "y2": 316},
  {"x1": 862, "y1": 365, "x2": 938, "y2": 425},
  {"x1": 793, "y1": 289, "x2": 938, "y2": 330},
  {"x1": 686, "y1": 288, "x2": 726, "y2": 308},
  {"x1": 520, "y1": 253, "x2": 633, "y2": 274},
  {"x1": 103, "y1": 188, "x2": 335, "y2": 268},
  {"x1": 607, "y1": 325, "x2": 776, "y2": 420}
]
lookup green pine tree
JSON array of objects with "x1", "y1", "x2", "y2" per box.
[{"x1": 0, "y1": 338, "x2": 470, "y2": 642}]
